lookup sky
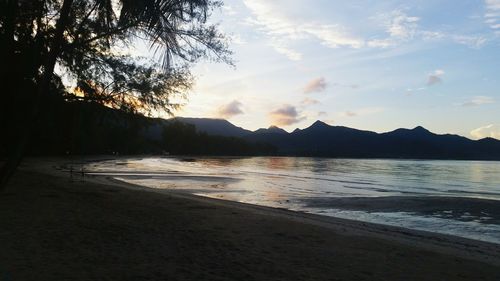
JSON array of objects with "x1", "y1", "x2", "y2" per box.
[{"x1": 161, "y1": 0, "x2": 500, "y2": 139}]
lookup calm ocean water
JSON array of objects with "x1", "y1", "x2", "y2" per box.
[{"x1": 84, "y1": 157, "x2": 500, "y2": 243}]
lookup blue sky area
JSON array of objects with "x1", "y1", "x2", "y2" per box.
[{"x1": 155, "y1": 0, "x2": 500, "y2": 139}]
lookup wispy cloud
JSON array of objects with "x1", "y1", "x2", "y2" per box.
[
  {"x1": 461, "y1": 96, "x2": 495, "y2": 107},
  {"x1": 470, "y1": 124, "x2": 500, "y2": 139},
  {"x1": 485, "y1": 0, "x2": 500, "y2": 33},
  {"x1": 303, "y1": 24, "x2": 364, "y2": 48},
  {"x1": 228, "y1": 33, "x2": 247, "y2": 45},
  {"x1": 269, "y1": 40, "x2": 302, "y2": 61},
  {"x1": 406, "y1": 87, "x2": 427, "y2": 95},
  {"x1": 341, "y1": 107, "x2": 384, "y2": 117},
  {"x1": 216, "y1": 100, "x2": 244, "y2": 118},
  {"x1": 243, "y1": 0, "x2": 364, "y2": 60},
  {"x1": 332, "y1": 82, "x2": 359, "y2": 89},
  {"x1": 367, "y1": 38, "x2": 396, "y2": 48},
  {"x1": 366, "y1": 9, "x2": 421, "y2": 48},
  {"x1": 244, "y1": 1, "x2": 493, "y2": 61},
  {"x1": 303, "y1": 77, "x2": 327, "y2": 94},
  {"x1": 386, "y1": 10, "x2": 420, "y2": 39},
  {"x1": 427, "y1": 69, "x2": 445, "y2": 86},
  {"x1": 371, "y1": 9, "x2": 491, "y2": 49},
  {"x1": 406, "y1": 69, "x2": 445, "y2": 94},
  {"x1": 453, "y1": 35, "x2": 488, "y2": 48},
  {"x1": 222, "y1": 4, "x2": 238, "y2": 16},
  {"x1": 269, "y1": 104, "x2": 305, "y2": 126},
  {"x1": 301, "y1": 97, "x2": 320, "y2": 106},
  {"x1": 343, "y1": 111, "x2": 358, "y2": 117}
]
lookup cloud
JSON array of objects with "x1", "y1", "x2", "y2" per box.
[
  {"x1": 269, "y1": 41, "x2": 302, "y2": 61},
  {"x1": 367, "y1": 38, "x2": 396, "y2": 48},
  {"x1": 427, "y1": 76, "x2": 442, "y2": 85},
  {"x1": 470, "y1": 124, "x2": 500, "y2": 139},
  {"x1": 453, "y1": 35, "x2": 488, "y2": 48},
  {"x1": 228, "y1": 33, "x2": 247, "y2": 45},
  {"x1": 421, "y1": 31, "x2": 446, "y2": 40},
  {"x1": 427, "y1": 69, "x2": 445, "y2": 86},
  {"x1": 318, "y1": 111, "x2": 328, "y2": 117},
  {"x1": 387, "y1": 10, "x2": 420, "y2": 39},
  {"x1": 485, "y1": 0, "x2": 500, "y2": 31},
  {"x1": 301, "y1": 97, "x2": 320, "y2": 106},
  {"x1": 406, "y1": 87, "x2": 427, "y2": 95},
  {"x1": 486, "y1": 0, "x2": 500, "y2": 10},
  {"x1": 343, "y1": 111, "x2": 357, "y2": 117},
  {"x1": 407, "y1": 70, "x2": 445, "y2": 93},
  {"x1": 372, "y1": 9, "x2": 490, "y2": 49},
  {"x1": 461, "y1": 96, "x2": 495, "y2": 107},
  {"x1": 243, "y1": 0, "x2": 364, "y2": 60},
  {"x1": 269, "y1": 105, "x2": 305, "y2": 126},
  {"x1": 222, "y1": 5, "x2": 238, "y2": 16},
  {"x1": 304, "y1": 77, "x2": 327, "y2": 94},
  {"x1": 332, "y1": 82, "x2": 359, "y2": 89},
  {"x1": 341, "y1": 107, "x2": 384, "y2": 117},
  {"x1": 302, "y1": 24, "x2": 365, "y2": 48},
  {"x1": 244, "y1": 1, "x2": 491, "y2": 60},
  {"x1": 365, "y1": 9, "x2": 420, "y2": 48},
  {"x1": 216, "y1": 100, "x2": 244, "y2": 118}
]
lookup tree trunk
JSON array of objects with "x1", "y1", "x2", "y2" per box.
[
  {"x1": 0, "y1": 0, "x2": 74, "y2": 191},
  {"x1": 0, "y1": 0, "x2": 21, "y2": 190}
]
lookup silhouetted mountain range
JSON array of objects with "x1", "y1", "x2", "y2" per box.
[
  {"x1": 20, "y1": 100, "x2": 500, "y2": 160},
  {"x1": 172, "y1": 117, "x2": 252, "y2": 137},
  {"x1": 172, "y1": 118, "x2": 500, "y2": 160}
]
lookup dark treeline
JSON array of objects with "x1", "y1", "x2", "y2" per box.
[
  {"x1": 162, "y1": 121, "x2": 276, "y2": 156},
  {"x1": 0, "y1": 0, "x2": 232, "y2": 187},
  {"x1": 15, "y1": 101, "x2": 276, "y2": 157}
]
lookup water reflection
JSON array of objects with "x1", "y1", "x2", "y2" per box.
[
  {"x1": 265, "y1": 157, "x2": 295, "y2": 170},
  {"x1": 85, "y1": 157, "x2": 500, "y2": 243}
]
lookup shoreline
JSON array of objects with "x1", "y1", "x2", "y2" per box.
[
  {"x1": 38, "y1": 158, "x2": 500, "y2": 264},
  {"x1": 95, "y1": 172, "x2": 500, "y2": 266},
  {"x1": 28, "y1": 158, "x2": 500, "y2": 264},
  {"x1": 80, "y1": 156, "x2": 500, "y2": 244},
  {"x1": 2, "y1": 158, "x2": 500, "y2": 280}
]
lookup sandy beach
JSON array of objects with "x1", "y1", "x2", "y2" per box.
[{"x1": 1, "y1": 158, "x2": 500, "y2": 280}]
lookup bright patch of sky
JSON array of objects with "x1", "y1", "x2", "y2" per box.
[{"x1": 154, "y1": 0, "x2": 500, "y2": 139}]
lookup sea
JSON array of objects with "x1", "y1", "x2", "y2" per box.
[{"x1": 83, "y1": 157, "x2": 500, "y2": 244}]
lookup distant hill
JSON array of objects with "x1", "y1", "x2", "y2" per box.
[
  {"x1": 171, "y1": 118, "x2": 500, "y2": 160},
  {"x1": 24, "y1": 102, "x2": 274, "y2": 156},
  {"x1": 27, "y1": 101, "x2": 500, "y2": 160},
  {"x1": 253, "y1": 126, "x2": 288, "y2": 135},
  {"x1": 171, "y1": 117, "x2": 251, "y2": 137}
]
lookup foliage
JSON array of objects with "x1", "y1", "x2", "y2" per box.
[
  {"x1": 25, "y1": 102, "x2": 276, "y2": 156},
  {"x1": 161, "y1": 121, "x2": 277, "y2": 156},
  {"x1": 28, "y1": 101, "x2": 161, "y2": 155},
  {"x1": 0, "y1": 0, "x2": 231, "y2": 115},
  {"x1": 0, "y1": 0, "x2": 232, "y2": 186}
]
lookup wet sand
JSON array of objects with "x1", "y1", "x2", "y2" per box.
[
  {"x1": 1, "y1": 158, "x2": 500, "y2": 280},
  {"x1": 302, "y1": 196, "x2": 500, "y2": 224}
]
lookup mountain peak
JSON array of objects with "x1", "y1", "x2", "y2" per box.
[
  {"x1": 170, "y1": 117, "x2": 251, "y2": 137},
  {"x1": 413, "y1": 125, "x2": 427, "y2": 131},
  {"x1": 479, "y1": 137, "x2": 500, "y2": 143},
  {"x1": 412, "y1": 126, "x2": 432, "y2": 134},
  {"x1": 253, "y1": 125, "x2": 288, "y2": 134},
  {"x1": 310, "y1": 120, "x2": 330, "y2": 128},
  {"x1": 267, "y1": 125, "x2": 287, "y2": 133}
]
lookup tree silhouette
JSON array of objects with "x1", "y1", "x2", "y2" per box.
[{"x1": 0, "y1": 0, "x2": 231, "y2": 188}]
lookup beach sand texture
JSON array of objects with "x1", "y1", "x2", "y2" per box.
[{"x1": 1, "y1": 159, "x2": 500, "y2": 281}]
